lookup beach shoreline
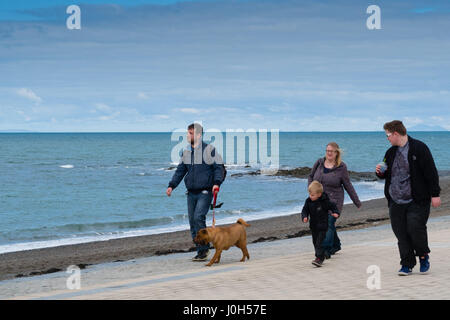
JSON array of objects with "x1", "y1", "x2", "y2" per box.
[{"x1": 1, "y1": 176, "x2": 449, "y2": 282}]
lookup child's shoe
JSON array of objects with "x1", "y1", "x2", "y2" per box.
[{"x1": 312, "y1": 257, "x2": 324, "y2": 267}]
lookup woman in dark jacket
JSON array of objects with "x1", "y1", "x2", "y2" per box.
[{"x1": 308, "y1": 142, "x2": 362, "y2": 257}]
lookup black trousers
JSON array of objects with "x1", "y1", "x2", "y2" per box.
[
  {"x1": 389, "y1": 200, "x2": 431, "y2": 268},
  {"x1": 311, "y1": 229, "x2": 327, "y2": 260}
]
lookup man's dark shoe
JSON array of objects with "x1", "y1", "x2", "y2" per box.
[
  {"x1": 324, "y1": 251, "x2": 331, "y2": 259},
  {"x1": 192, "y1": 250, "x2": 209, "y2": 262},
  {"x1": 419, "y1": 255, "x2": 430, "y2": 274},
  {"x1": 398, "y1": 266, "x2": 413, "y2": 276}
]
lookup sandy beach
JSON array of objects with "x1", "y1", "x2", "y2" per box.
[{"x1": 1, "y1": 176, "x2": 449, "y2": 282}]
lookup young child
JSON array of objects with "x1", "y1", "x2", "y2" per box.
[{"x1": 302, "y1": 180, "x2": 340, "y2": 267}]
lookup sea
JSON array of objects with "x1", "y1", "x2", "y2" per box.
[{"x1": 1, "y1": 131, "x2": 449, "y2": 254}]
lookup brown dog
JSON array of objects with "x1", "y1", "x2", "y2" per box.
[{"x1": 194, "y1": 218, "x2": 251, "y2": 266}]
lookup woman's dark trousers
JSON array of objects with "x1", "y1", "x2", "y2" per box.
[{"x1": 322, "y1": 215, "x2": 341, "y2": 255}]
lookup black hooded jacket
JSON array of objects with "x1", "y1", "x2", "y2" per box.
[{"x1": 301, "y1": 192, "x2": 340, "y2": 231}]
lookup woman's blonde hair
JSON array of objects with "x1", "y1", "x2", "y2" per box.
[
  {"x1": 308, "y1": 180, "x2": 323, "y2": 195},
  {"x1": 326, "y1": 142, "x2": 342, "y2": 167}
]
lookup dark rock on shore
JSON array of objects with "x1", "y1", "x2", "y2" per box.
[{"x1": 231, "y1": 166, "x2": 377, "y2": 181}]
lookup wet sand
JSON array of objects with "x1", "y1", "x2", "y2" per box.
[{"x1": 1, "y1": 176, "x2": 449, "y2": 282}]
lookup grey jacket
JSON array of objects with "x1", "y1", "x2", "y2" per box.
[{"x1": 308, "y1": 158, "x2": 361, "y2": 212}]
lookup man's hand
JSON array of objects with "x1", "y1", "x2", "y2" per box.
[
  {"x1": 212, "y1": 185, "x2": 220, "y2": 193},
  {"x1": 331, "y1": 213, "x2": 339, "y2": 218},
  {"x1": 432, "y1": 197, "x2": 441, "y2": 208},
  {"x1": 375, "y1": 164, "x2": 382, "y2": 175},
  {"x1": 166, "y1": 187, "x2": 173, "y2": 197},
  {"x1": 303, "y1": 217, "x2": 308, "y2": 223}
]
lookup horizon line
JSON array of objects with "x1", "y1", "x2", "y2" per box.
[{"x1": 1, "y1": 130, "x2": 449, "y2": 133}]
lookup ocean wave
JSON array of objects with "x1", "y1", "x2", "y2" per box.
[
  {"x1": 2, "y1": 215, "x2": 189, "y2": 242},
  {"x1": 59, "y1": 164, "x2": 74, "y2": 169},
  {"x1": 355, "y1": 180, "x2": 385, "y2": 190},
  {"x1": 0, "y1": 224, "x2": 192, "y2": 255},
  {"x1": 136, "y1": 172, "x2": 154, "y2": 176},
  {"x1": 216, "y1": 208, "x2": 257, "y2": 216}
]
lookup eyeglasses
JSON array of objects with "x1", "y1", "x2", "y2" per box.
[
  {"x1": 386, "y1": 133, "x2": 393, "y2": 138},
  {"x1": 326, "y1": 149, "x2": 337, "y2": 153}
]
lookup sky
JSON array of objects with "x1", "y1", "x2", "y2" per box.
[{"x1": 1, "y1": 0, "x2": 449, "y2": 132}]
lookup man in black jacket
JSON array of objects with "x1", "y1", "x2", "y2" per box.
[
  {"x1": 376, "y1": 120, "x2": 441, "y2": 275},
  {"x1": 167, "y1": 123, "x2": 224, "y2": 261}
]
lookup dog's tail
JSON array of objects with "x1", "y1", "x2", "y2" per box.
[{"x1": 237, "y1": 218, "x2": 250, "y2": 227}]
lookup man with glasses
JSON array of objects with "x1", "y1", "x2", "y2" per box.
[{"x1": 376, "y1": 120, "x2": 441, "y2": 276}]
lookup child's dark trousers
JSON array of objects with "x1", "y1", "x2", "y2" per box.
[{"x1": 312, "y1": 229, "x2": 327, "y2": 260}]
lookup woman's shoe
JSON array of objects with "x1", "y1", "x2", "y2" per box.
[
  {"x1": 398, "y1": 266, "x2": 412, "y2": 276},
  {"x1": 330, "y1": 247, "x2": 341, "y2": 255}
]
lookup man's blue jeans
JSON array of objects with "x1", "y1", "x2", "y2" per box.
[
  {"x1": 187, "y1": 190, "x2": 213, "y2": 253},
  {"x1": 322, "y1": 214, "x2": 341, "y2": 254}
]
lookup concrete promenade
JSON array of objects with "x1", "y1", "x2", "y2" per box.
[{"x1": 3, "y1": 215, "x2": 450, "y2": 300}]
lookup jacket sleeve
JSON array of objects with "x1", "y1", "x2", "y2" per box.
[
  {"x1": 301, "y1": 199, "x2": 310, "y2": 220},
  {"x1": 328, "y1": 199, "x2": 340, "y2": 216},
  {"x1": 341, "y1": 164, "x2": 362, "y2": 208},
  {"x1": 168, "y1": 158, "x2": 188, "y2": 190},
  {"x1": 212, "y1": 148, "x2": 224, "y2": 186},
  {"x1": 419, "y1": 143, "x2": 441, "y2": 197},
  {"x1": 308, "y1": 159, "x2": 321, "y2": 185}
]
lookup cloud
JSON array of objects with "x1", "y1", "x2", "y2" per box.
[
  {"x1": 16, "y1": 110, "x2": 32, "y2": 122},
  {"x1": 403, "y1": 117, "x2": 424, "y2": 126},
  {"x1": 154, "y1": 114, "x2": 170, "y2": 119},
  {"x1": 137, "y1": 92, "x2": 149, "y2": 100},
  {"x1": 178, "y1": 108, "x2": 202, "y2": 114},
  {"x1": 250, "y1": 113, "x2": 264, "y2": 119},
  {"x1": 92, "y1": 103, "x2": 146, "y2": 122},
  {"x1": 94, "y1": 103, "x2": 113, "y2": 113},
  {"x1": 98, "y1": 112, "x2": 121, "y2": 121},
  {"x1": 16, "y1": 88, "x2": 42, "y2": 103}
]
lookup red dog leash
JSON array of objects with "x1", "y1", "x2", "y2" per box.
[{"x1": 212, "y1": 188, "x2": 219, "y2": 228}]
